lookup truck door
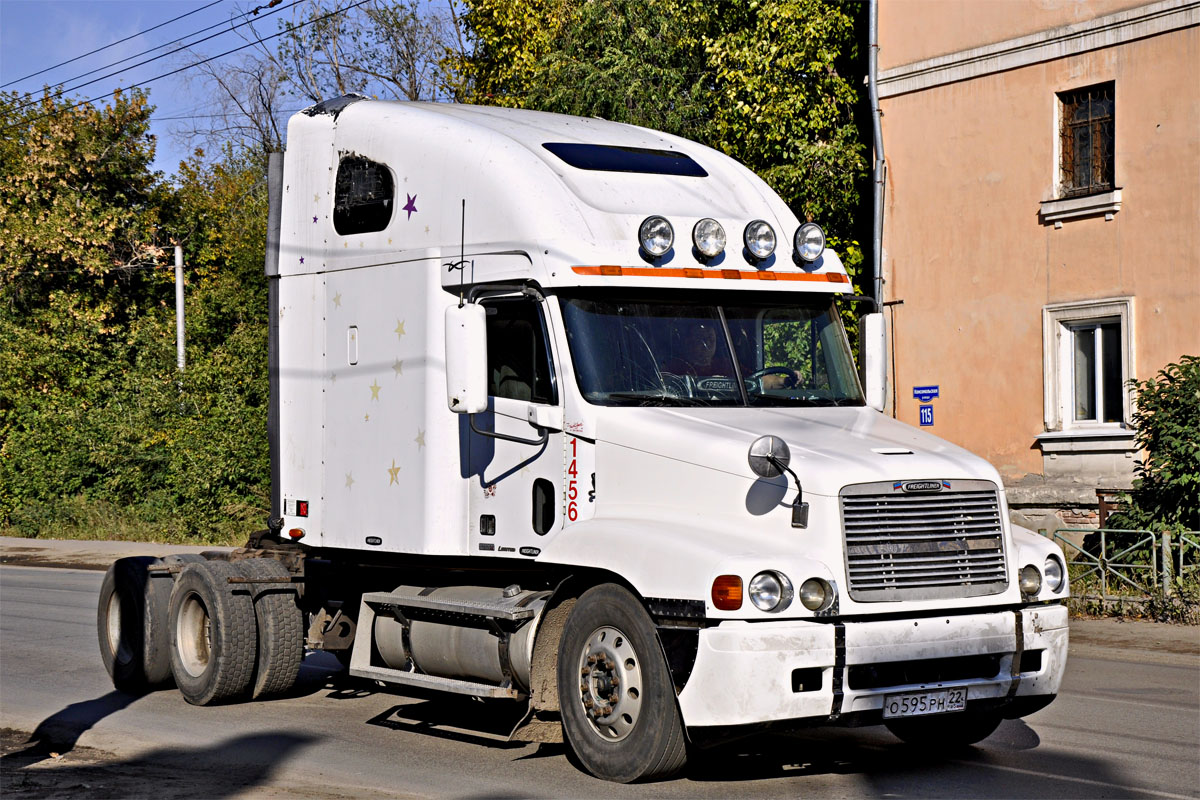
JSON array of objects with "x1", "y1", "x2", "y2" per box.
[{"x1": 467, "y1": 295, "x2": 563, "y2": 555}]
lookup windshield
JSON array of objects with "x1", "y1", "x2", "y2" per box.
[{"x1": 560, "y1": 294, "x2": 864, "y2": 407}]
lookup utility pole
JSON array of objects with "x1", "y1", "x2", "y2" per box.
[{"x1": 175, "y1": 245, "x2": 186, "y2": 371}]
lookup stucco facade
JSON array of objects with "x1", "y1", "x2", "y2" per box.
[{"x1": 876, "y1": 0, "x2": 1199, "y2": 532}]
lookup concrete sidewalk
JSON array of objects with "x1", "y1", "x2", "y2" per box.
[
  {"x1": 2, "y1": 535, "x2": 1197, "y2": 662},
  {"x1": 0, "y1": 535, "x2": 233, "y2": 571}
]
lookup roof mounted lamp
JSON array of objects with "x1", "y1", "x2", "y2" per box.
[
  {"x1": 794, "y1": 223, "x2": 826, "y2": 263},
  {"x1": 743, "y1": 220, "x2": 776, "y2": 261},
  {"x1": 639, "y1": 216, "x2": 674, "y2": 257},
  {"x1": 692, "y1": 218, "x2": 726, "y2": 259}
]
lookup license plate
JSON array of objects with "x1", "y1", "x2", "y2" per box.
[{"x1": 881, "y1": 688, "x2": 967, "y2": 719}]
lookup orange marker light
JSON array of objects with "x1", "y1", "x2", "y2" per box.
[
  {"x1": 287, "y1": 528, "x2": 305, "y2": 540},
  {"x1": 711, "y1": 575, "x2": 743, "y2": 610}
]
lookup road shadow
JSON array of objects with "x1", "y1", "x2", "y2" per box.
[
  {"x1": 680, "y1": 720, "x2": 1149, "y2": 797},
  {"x1": 1, "y1": 729, "x2": 315, "y2": 799},
  {"x1": 0, "y1": 690, "x2": 140, "y2": 767}
]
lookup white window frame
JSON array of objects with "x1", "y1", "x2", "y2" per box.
[{"x1": 1042, "y1": 297, "x2": 1134, "y2": 432}]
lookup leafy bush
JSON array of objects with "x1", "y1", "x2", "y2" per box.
[{"x1": 1109, "y1": 356, "x2": 1200, "y2": 533}]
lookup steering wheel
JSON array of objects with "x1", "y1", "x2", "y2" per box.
[{"x1": 746, "y1": 366, "x2": 797, "y2": 390}]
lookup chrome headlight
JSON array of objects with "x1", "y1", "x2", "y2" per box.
[
  {"x1": 799, "y1": 577, "x2": 833, "y2": 612},
  {"x1": 743, "y1": 220, "x2": 776, "y2": 260},
  {"x1": 639, "y1": 216, "x2": 674, "y2": 257},
  {"x1": 1019, "y1": 565, "x2": 1042, "y2": 595},
  {"x1": 692, "y1": 218, "x2": 726, "y2": 258},
  {"x1": 1044, "y1": 554, "x2": 1065, "y2": 593},
  {"x1": 749, "y1": 571, "x2": 793, "y2": 612},
  {"x1": 794, "y1": 222, "x2": 825, "y2": 262}
]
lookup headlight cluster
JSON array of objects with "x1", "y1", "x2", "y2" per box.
[
  {"x1": 712, "y1": 571, "x2": 834, "y2": 613},
  {"x1": 1019, "y1": 555, "x2": 1067, "y2": 597},
  {"x1": 637, "y1": 217, "x2": 825, "y2": 263}
]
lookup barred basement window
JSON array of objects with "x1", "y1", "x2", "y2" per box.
[
  {"x1": 333, "y1": 155, "x2": 394, "y2": 235},
  {"x1": 1059, "y1": 82, "x2": 1114, "y2": 198}
]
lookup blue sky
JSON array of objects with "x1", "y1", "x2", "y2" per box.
[{"x1": 0, "y1": 0, "x2": 306, "y2": 176}]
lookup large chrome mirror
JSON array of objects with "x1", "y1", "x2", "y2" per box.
[{"x1": 748, "y1": 435, "x2": 791, "y2": 479}]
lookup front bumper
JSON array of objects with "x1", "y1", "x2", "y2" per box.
[{"x1": 676, "y1": 604, "x2": 1067, "y2": 729}]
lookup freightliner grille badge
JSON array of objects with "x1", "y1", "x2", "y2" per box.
[{"x1": 894, "y1": 480, "x2": 950, "y2": 493}]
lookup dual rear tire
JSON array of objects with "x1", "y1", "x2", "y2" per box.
[{"x1": 98, "y1": 556, "x2": 303, "y2": 704}]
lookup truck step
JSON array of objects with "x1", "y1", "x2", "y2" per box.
[
  {"x1": 361, "y1": 590, "x2": 537, "y2": 622},
  {"x1": 349, "y1": 664, "x2": 524, "y2": 700}
]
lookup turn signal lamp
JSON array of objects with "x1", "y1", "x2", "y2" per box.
[
  {"x1": 712, "y1": 575, "x2": 743, "y2": 610},
  {"x1": 743, "y1": 220, "x2": 776, "y2": 260},
  {"x1": 288, "y1": 528, "x2": 306, "y2": 540},
  {"x1": 639, "y1": 215, "x2": 674, "y2": 257}
]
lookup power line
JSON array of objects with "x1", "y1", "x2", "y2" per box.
[
  {"x1": 11, "y1": 0, "x2": 302, "y2": 114},
  {"x1": 2, "y1": 0, "x2": 373, "y2": 136},
  {"x1": 0, "y1": 0, "x2": 225, "y2": 89}
]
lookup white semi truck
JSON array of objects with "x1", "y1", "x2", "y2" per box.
[{"x1": 97, "y1": 96, "x2": 1069, "y2": 783}]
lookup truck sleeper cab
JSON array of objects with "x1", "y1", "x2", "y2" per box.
[{"x1": 96, "y1": 96, "x2": 1069, "y2": 784}]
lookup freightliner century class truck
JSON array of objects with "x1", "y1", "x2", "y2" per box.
[{"x1": 97, "y1": 96, "x2": 1070, "y2": 783}]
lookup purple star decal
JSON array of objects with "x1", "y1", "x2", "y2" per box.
[
  {"x1": 313, "y1": 216, "x2": 318, "y2": 223},
  {"x1": 403, "y1": 193, "x2": 418, "y2": 219},
  {"x1": 299, "y1": 257, "x2": 305, "y2": 264}
]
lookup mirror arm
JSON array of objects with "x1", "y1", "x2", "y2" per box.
[
  {"x1": 469, "y1": 414, "x2": 549, "y2": 448},
  {"x1": 768, "y1": 455, "x2": 810, "y2": 529},
  {"x1": 467, "y1": 283, "x2": 544, "y2": 304}
]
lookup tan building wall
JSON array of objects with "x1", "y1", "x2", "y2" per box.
[{"x1": 877, "y1": 0, "x2": 1200, "y2": 530}]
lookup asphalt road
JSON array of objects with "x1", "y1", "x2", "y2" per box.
[{"x1": 1, "y1": 565, "x2": 1197, "y2": 799}]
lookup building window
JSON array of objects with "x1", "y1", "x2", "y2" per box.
[
  {"x1": 1042, "y1": 298, "x2": 1133, "y2": 432},
  {"x1": 1068, "y1": 320, "x2": 1122, "y2": 423},
  {"x1": 333, "y1": 155, "x2": 394, "y2": 235},
  {"x1": 1058, "y1": 82, "x2": 1114, "y2": 198}
]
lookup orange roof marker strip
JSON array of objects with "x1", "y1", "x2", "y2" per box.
[{"x1": 572, "y1": 266, "x2": 850, "y2": 283}]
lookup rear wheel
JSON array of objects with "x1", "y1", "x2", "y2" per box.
[
  {"x1": 885, "y1": 710, "x2": 1003, "y2": 748},
  {"x1": 98, "y1": 556, "x2": 171, "y2": 693},
  {"x1": 238, "y1": 558, "x2": 304, "y2": 699},
  {"x1": 557, "y1": 584, "x2": 687, "y2": 782},
  {"x1": 168, "y1": 560, "x2": 257, "y2": 705}
]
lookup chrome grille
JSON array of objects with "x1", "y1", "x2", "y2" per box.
[{"x1": 840, "y1": 480, "x2": 1008, "y2": 601}]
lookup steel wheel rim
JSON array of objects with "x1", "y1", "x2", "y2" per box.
[
  {"x1": 106, "y1": 591, "x2": 132, "y2": 665},
  {"x1": 176, "y1": 592, "x2": 212, "y2": 678},
  {"x1": 576, "y1": 625, "x2": 644, "y2": 742}
]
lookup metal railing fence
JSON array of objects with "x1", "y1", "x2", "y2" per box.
[{"x1": 1049, "y1": 528, "x2": 1199, "y2": 606}]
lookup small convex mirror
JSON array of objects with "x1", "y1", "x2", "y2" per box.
[{"x1": 748, "y1": 435, "x2": 791, "y2": 478}]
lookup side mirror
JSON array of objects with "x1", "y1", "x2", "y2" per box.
[
  {"x1": 860, "y1": 312, "x2": 887, "y2": 412},
  {"x1": 445, "y1": 303, "x2": 488, "y2": 414}
]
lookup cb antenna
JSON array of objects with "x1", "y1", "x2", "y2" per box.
[{"x1": 443, "y1": 198, "x2": 469, "y2": 307}]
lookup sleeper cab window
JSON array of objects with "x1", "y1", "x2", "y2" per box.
[{"x1": 333, "y1": 155, "x2": 394, "y2": 235}]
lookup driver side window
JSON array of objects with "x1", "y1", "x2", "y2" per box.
[{"x1": 483, "y1": 298, "x2": 558, "y2": 404}]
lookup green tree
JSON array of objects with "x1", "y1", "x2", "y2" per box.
[
  {"x1": 0, "y1": 89, "x2": 169, "y2": 525},
  {"x1": 1, "y1": 90, "x2": 271, "y2": 542},
  {"x1": 1110, "y1": 356, "x2": 1200, "y2": 532},
  {"x1": 451, "y1": 0, "x2": 866, "y2": 227}
]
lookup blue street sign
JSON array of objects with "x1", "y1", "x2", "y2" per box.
[
  {"x1": 919, "y1": 405, "x2": 934, "y2": 426},
  {"x1": 913, "y1": 385, "x2": 940, "y2": 402}
]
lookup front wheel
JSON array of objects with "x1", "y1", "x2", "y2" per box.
[
  {"x1": 557, "y1": 584, "x2": 687, "y2": 783},
  {"x1": 885, "y1": 710, "x2": 1003, "y2": 748}
]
